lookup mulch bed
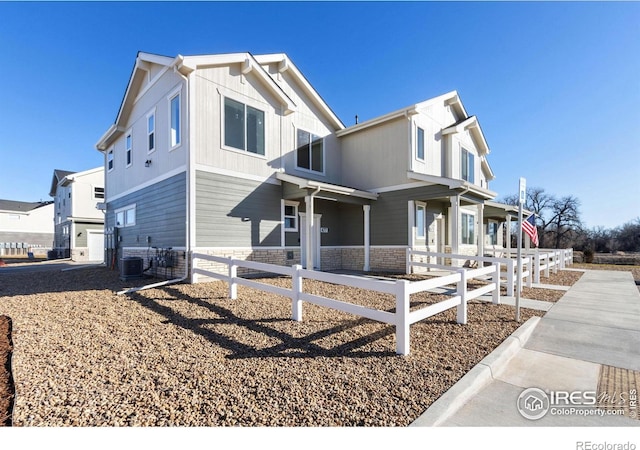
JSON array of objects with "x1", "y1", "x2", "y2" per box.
[{"x1": 0, "y1": 315, "x2": 13, "y2": 426}]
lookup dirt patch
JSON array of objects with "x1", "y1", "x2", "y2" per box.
[
  {"x1": 0, "y1": 266, "x2": 549, "y2": 426},
  {"x1": 0, "y1": 316, "x2": 13, "y2": 426}
]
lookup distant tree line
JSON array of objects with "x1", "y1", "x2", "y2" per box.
[{"x1": 501, "y1": 187, "x2": 640, "y2": 253}]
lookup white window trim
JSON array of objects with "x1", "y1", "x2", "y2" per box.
[
  {"x1": 460, "y1": 146, "x2": 475, "y2": 183},
  {"x1": 147, "y1": 108, "x2": 156, "y2": 154},
  {"x1": 416, "y1": 126, "x2": 425, "y2": 162},
  {"x1": 294, "y1": 127, "x2": 326, "y2": 176},
  {"x1": 220, "y1": 93, "x2": 267, "y2": 159},
  {"x1": 115, "y1": 204, "x2": 136, "y2": 228},
  {"x1": 283, "y1": 200, "x2": 299, "y2": 232},
  {"x1": 487, "y1": 219, "x2": 499, "y2": 246},
  {"x1": 93, "y1": 186, "x2": 105, "y2": 200},
  {"x1": 125, "y1": 130, "x2": 133, "y2": 168},
  {"x1": 168, "y1": 86, "x2": 182, "y2": 151},
  {"x1": 415, "y1": 202, "x2": 426, "y2": 239},
  {"x1": 107, "y1": 148, "x2": 114, "y2": 173},
  {"x1": 461, "y1": 210, "x2": 476, "y2": 245}
]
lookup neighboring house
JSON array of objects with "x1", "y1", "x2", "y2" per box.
[
  {"x1": 0, "y1": 200, "x2": 54, "y2": 256},
  {"x1": 49, "y1": 167, "x2": 105, "y2": 261},
  {"x1": 95, "y1": 51, "x2": 517, "y2": 281}
]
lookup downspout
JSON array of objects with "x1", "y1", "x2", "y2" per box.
[{"x1": 117, "y1": 59, "x2": 191, "y2": 295}]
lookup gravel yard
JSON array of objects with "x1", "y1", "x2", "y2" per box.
[{"x1": 0, "y1": 264, "x2": 581, "y2": 426}]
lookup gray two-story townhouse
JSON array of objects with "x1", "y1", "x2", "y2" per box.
[{"x1": 96, "y1": 51, "x2": 517, "y2": 281}]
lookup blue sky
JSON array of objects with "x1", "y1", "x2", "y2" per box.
[{"x1": 0, "y1": 1, "x2": 638, "y2": 229}]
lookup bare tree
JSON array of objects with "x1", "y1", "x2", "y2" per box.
[
  {"x1": 501, "y1": 187, "x2": 555, "y2": 248},
  {"x1": 547, "y1": 195, "x2": 583, "y2": 249},
  {"x1": 614, "y1": 217, "x2": 640, "y2": 252}
]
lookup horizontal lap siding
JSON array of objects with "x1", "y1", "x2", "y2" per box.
[
  {"x1": 196, "y1": 171, "x2": 281, "y2": 247},
  {"x1": 107, "y1": 173, "x2": 186, "y2": 248}
]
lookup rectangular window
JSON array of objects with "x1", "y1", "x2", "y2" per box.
[
  {"x1": 487, "y1": 221, "x2": 498, "y2": 245},
  {"x1": 416, "y1": 203, "x2": 426, "y2": 238},
  {"x1": 126, "y1": 133, "x2": 132, "y2": 167},
  {"x1": 94, "y1": 187, "x2": 105, "y2": 199},
  {"x1": 296, "y1": 129, "x2": 324, "y2": 173},
  {"x1": 283, "y1": 201, "x2": 298, "y2": 232},
  {"x1": 224, "y1": 97, "x2": 265, "y2": 155},
  {"x1": 417, "y1": 127, "x2": 425, "y2": 160},
  {"x1": 462, "y1": 212, "x2": 475, "y2": 245},
  {"x1": 461, "y1": 148, "x2": 475, "y2": 183},
  {"x1": 170, "y1": 93, "x2": 181, "y2": 148},
  {"x1": 115, "y1": 205, "x2": 136, "y2": 228},
  {"x1": 107, "y1": 149, "x2": 114, "y2": 172},
  {"x1": 147, "y1": 112, "x2": 155, "y2": 153}
]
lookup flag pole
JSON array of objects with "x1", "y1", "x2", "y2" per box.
[{"x1": 516, "y1": 178, "x2": 526, "y2": 322}]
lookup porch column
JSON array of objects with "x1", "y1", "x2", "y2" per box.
[
  {"x1": 305, "y1": 195, "x2": 314, "y2": 270},
  {"x1": 363, "y1": 204, "x2": 370, "y2": 272},
  {"x1": 449, "y1": 196, "x2": 460, "y2": 267},
  {"x1": 506, "y1": 215, "x2": 512, "y2": 255},
  {"x1": 477, "y1": 203, "x2": 484, "y2": 258}
]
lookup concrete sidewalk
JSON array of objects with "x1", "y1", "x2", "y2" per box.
[{"x1": 411, "y1": 269, "x2": 640, "y2": 426}]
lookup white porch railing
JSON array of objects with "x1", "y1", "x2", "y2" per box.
[
  {"x1": 192, "y1": 253, "x2": 500, "y2": 356},
  {"x1": 406, "y1": 248, "x2": 531, "y2": 297}
]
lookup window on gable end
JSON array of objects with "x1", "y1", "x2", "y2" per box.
[
  {"x1": 147, "y1": 112, "x2": 155, "y2": 153},
  {"x1": 170, "y1": 92, "x2": 181, "y2": 148},
  {"x1": 296, "y1": 129, "x2": 324, "y2": 173},
  {"x1": 224, "y1": 97, "x2": 265, "y2": 156},
  {"x1": 417, "y1": 127, "x2": 425, "y2": 161},
  {"x1": 107, "y1": 149, "x2": 114, "y2": 172},
  {"x1": 126, "y1": 133, "x2": 133, "y2": 167},
  {"x1": 461, "y1": 148, "x2": 475, "y2": 183}
]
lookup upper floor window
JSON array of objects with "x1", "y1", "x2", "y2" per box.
[
  {"x1": 94, "y1": 187, "x2": 105, "y2": 200},
  {"x1": 147, "y1": 111, "x2": 155, "y2": 153},
  {"x1": 461, "y1": 148, "x2": 474, "y2": 183},
  {"x1": 107, "y1": 149, "x2": 114, "y2": 172},
  {"x1": 296, "y1": 129, "x2": 324, "y2": 173},
  {"x1": 224, "y1": 97, "x2": 265, "y2": 155},
  {"x1": 461, "y1": 212, "x2": 475, "y2": 245},
  {"x1": 126, "y1": 133, "x2": 133, "y2": 167},
  {"x1": 170, "y1": 92, "x2": 181, "y2": 149},
  {"x1": 417, "y1": 127, "x2": 425, "y2": 161}
]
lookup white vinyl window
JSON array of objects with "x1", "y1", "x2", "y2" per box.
[
  {"x1": 107, "y1": 149, "x2": 114, "y2": 172},
  {"x1": 169, "y1": 91, "x2": 181, "y2": 149},
  {"x1": 125, "y1": 132, "x2": 132, "y2": 167},
  {"x1": 461, "y1": 148, "x2": 475, "y2": 183},
  {"x1": 147, "y1": 110, "x2": 156, "y2": 153},
  {"x1": 416, "y1": 203, "x2": 426, "y2": 238},
  {"x1": 296, "y1": 129, "x2": 324, "y2": 173},
  {"x1": 115, "y1": 204, "x2": 136, "y2": 228},
  {"x1": 283, "y1": 201, "x2": 299, "y2": 232},
  {"x1": 417, "y1": 127, "x2": 425, "y2": 161},
  {"x1": 224, "y1": 97, "x2": 265, "y2": 155},
  {"x1": 462, "y1": 212, "x2": 475, "y2": 245}
]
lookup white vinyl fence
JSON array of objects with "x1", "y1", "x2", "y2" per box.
[
  {"x1": 192, "y1": 253, "x2": 501, "y2": 356},
  {"x1": 406, "y1": 249, "x2": 532, "y2": 296},
  {"x1": 485, "y1": 248, "x2": 573, "y2": 283}
]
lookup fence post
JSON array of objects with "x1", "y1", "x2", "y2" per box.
[
  {"x1": 405, "y1": 248, "x2": 412, "y2": 275},
  {"x1": 533, "y1": 250, "x2": 540, "y2": 284},
  {"x1": 228, "y1": 257, "x2": 237, "y2": 300},
  {"x1": 507, "y1": 259, "x2": 514, "y2": 297},
  {"x1": 526, "y1": 258, "x2": 532, "y2": 288},
  {"x1": 544, "y1": 252, "x2": 550, "y2": 278},
  {"x1": 456, "y1": 269, "x2": 467, "y2": 324},
  {"x1": 292, "y1": 264, "x2": 303, "y2": 322},
  {"x1": 492, "y1": 263, "x2": 500, "y2": 305},
  {"x1": 553, "y1": 251, "x2": 559, "y2": 274},
  {"x1": 395, "y1": 280, "x2": 410, "y2": 356}
]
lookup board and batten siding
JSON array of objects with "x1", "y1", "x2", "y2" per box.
[
  {"x1": 107, "y1": 172, "x2": 186, "y2": 249},
  {"x1": 340, "y1": 117, "x2": 409, "y2": 191},
  {"x1": 106, "y1": 64, "x2": 187, "y2": 201},
  {"x1": 195, "y1": 170, "x2": 281, "y2": 247}
]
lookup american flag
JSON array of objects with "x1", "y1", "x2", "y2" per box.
[{"x1": 522, "y1": 214, "x2": 539, "y2": 247}]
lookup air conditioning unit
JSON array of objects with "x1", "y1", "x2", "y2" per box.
[{"x1": 120, "y1": 256, "x2": 143, "y2": 281}]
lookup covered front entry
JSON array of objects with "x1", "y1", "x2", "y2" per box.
[{"x1": 277, "y1": 172, "x2": 378, "y2": 271}]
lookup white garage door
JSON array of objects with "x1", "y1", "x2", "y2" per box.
[{"x1": 87, "y1": 231, "x2": 104, "y2": 262}]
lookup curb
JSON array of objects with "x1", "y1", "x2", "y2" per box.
[{"x1": 409, "y1": 316, "x2": 541, "y2": 427}]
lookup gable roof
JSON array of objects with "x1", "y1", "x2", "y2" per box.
[
  {"x1": 49, "y1": 169, "x2": 75, "y2": 197},
  {"x1": 98, "y1": 51, "x2": 339, "y2": 151},
  {"x1": 49, "y1": 167, "x2": 103, "y2": 197},
  {"x1": 0, "y1": 199, "x2": 53, "y2": 213}
]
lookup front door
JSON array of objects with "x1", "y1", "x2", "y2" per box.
[{"x1": 299, "y1": 213, "x2": 321, "y2": 269}]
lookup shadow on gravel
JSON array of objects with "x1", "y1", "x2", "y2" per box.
[{"x1": 128, "y1": 286, "x2": 395, "y2": 359}]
